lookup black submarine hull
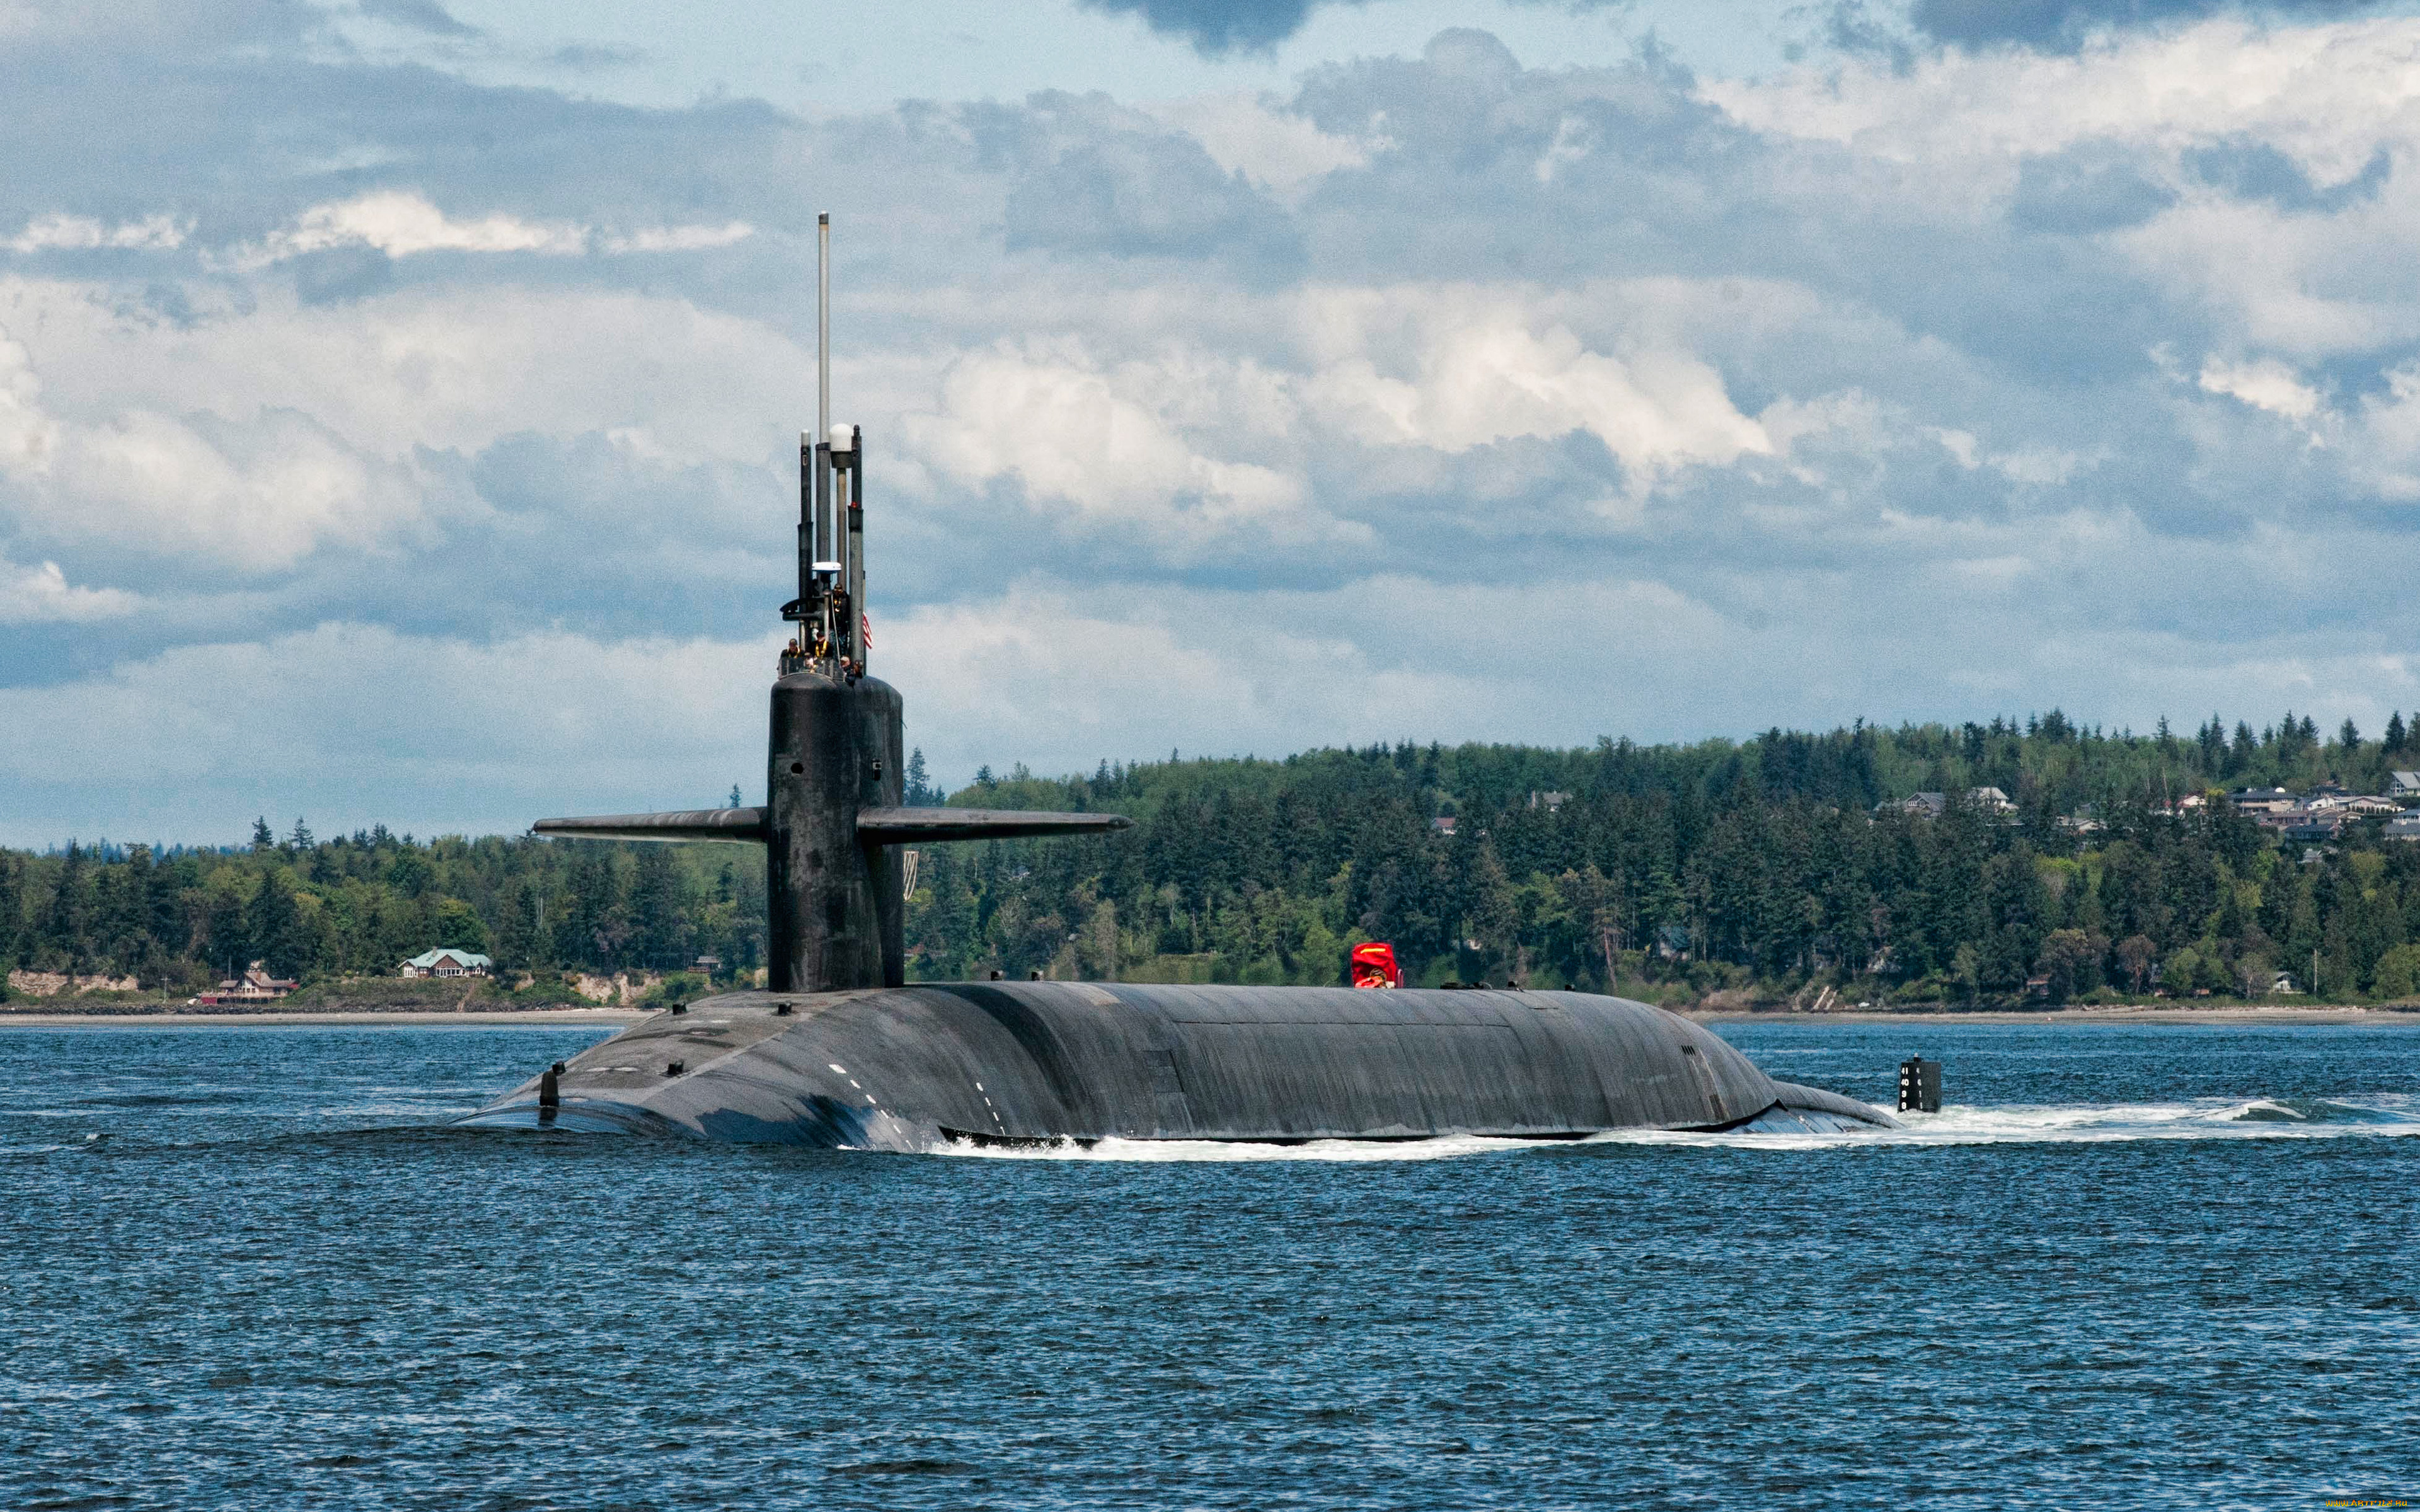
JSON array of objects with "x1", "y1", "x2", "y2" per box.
[{"x1": 458, "y1": 983, "x2": 1894, "y2": 1147}]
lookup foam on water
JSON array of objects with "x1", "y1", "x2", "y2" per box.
[
  {"x1": 938, "y1": 1130, "x2": 1564, "y2": 1162},
  {"x1": 1595, "y1": 1093, "x2": 2420, "y2": 1151},
  {"x1": 935, "y1": 1094, "x2": 2420, "y2": 1160}
]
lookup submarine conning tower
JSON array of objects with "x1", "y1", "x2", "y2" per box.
[{"x1": 528, "y1": 212, "x2": 1126, "y2": 992}]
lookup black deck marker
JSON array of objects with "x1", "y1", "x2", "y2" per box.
[{"x1": 1898, "y1": 1055, "x2": 1942, "y2": 1113}]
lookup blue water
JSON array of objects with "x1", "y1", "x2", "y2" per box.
[{"x1": 4, "y1": 1020, "x2": 2417, "y2": 1511}]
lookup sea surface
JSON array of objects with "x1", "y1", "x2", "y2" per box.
[{"x1": 4, "y1": 1018, "x2": 2416, "y2": 1511}]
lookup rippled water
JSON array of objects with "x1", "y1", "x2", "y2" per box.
[{"x1": 5, "y1": 1019, "x2": 2417, "y2": 1510}]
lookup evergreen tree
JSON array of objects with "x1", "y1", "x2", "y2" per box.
[
  {"x1": 245, "y1": 869, "x2": 307, "y2": 977},
  {"x1": 728, "y1": 784, "x2": 744, "y2": 808},
  {"x1": 285, "y1": 818, "x2": 314, "y2": 852},
  {"x1": 0, "y1": 855, "x2": 19, "y2": 970},
  {"x1": 199, "y1": 888, "x2": 244, "y2": 979},
  {"x1": 628, "y1": 847, "x2": 687, "y2": 969},
  {"x1": 2387, "y1": 712, "x2": 2408, "y2": 755},
  {"x1": 47, "y1": 843, "x2": 91, "y2": 972},
  {"x1": 250, "y1": 817, "x2": 275, "y2": 853},
  {"x1": 1468, "y1": 840, "x2": 1518, "y2": 983},
  {"x1": 493, "y1": 881, "x2": 540, "y2": 971},
  {"x1": 560, "y1": 849, "x2": 627, "y2": 970}
]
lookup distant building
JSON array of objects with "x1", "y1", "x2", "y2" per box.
[
  {"x1": 2389, "y1": 770, "x2": 2420, "y2": 799},
  {"x1": 1431, "y1": 816, "x2": 1457, "y2": 836},
  {"x1": 1526, "y1": 791, "x2": 1570, "y2": 813},
  {"x1": 1876, "y1": 788, "x2": 2012, "y2": 820},
  {"x1": 2388, "y1": 813, "x2": 2420, "y2": 843},
  {"x1": 400, "y1": 948, "x2": 492, "y2": 979},
  {"x1": 2229, "y1": 787, "x2": 2298, "y2": 815},
  {"x1": 195, "y1": 962, "x2": 297, "y2": 1005}
]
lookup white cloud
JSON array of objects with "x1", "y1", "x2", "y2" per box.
[
  {"x1": 2197, "y1": 355, "x2": 2323, "y2": 423},
  {"x1": 1707, "y1": 20, "x2": 2420, "y2": 360},
  {"x1": 1147, "y1": 92, "x2": 1386, "y2": 202},
  {"x1": 0, "y1": 621, "x2": 773, "y2": 838},
  {"x1": 0, "y1": 554, "x2": 137, "y2": 623},
  {"x1": 602, "y1": 222, "x2": 754, "y2": 253},
  {"x1": 1299, "y1": 294, "x2": 1771, "y2": 486},
  {"x1": 0, "y1": 324, "x2": 426, "y2": 571},
  {"x1": 4, "y1": 212, "x2": 187, "y2": 254},
  {"x1": 1702, "y1": 19, "x2": 2420, "y2": 182},
  {"x1": 0, "y1": 274, "x2": 804, "y2": 482},
  {"x1": 2348, "y1": 363, "x2": 2420, "y2": 498},
  {"x1": 904, "y1": 340, "x2": 1339, "y2": 551},
  {"x1": 233, "y1": 190, "x2": 754, "y2": 266},
  {"x1": 1930, "y1": 425, "x2": 2094, "y2": 485},
  {"x1": 11, "y1": 16, "x2": 2420, "y2": 842},
  {"x1": 1533, "y1": 114, "x2": 1592, "y2": 185}
]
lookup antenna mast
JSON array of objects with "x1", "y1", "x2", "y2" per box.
[{"x1": 783, "y1": 212, "x2": 865, "y2": 681}]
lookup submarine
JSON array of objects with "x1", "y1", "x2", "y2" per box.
[{"x1": 459, "y1": 215, "x2": 1894, "y2": 1147}]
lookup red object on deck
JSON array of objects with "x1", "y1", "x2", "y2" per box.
[{"x1": 1350, "y1": 942, "x2": 1402, "y2": 989}]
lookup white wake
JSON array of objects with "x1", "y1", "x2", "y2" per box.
[{"x1": 933, "y1": 1095, "x2": 2420, "y2": 1161}]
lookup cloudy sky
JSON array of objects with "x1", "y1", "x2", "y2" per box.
[{"x1": 4, "y1": 0, "x2": 2419, "y2": 845}]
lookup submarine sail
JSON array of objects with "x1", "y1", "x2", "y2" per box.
[{"x1": 464, "y1": 214, "x2": 1892, "y2": 1145}]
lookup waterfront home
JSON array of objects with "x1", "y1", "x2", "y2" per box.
[
  {"x1": 194, "y1": 963, "x2": 297, "y2": 1005},
  {"x1": 400, "y1": 948, "x2": 493, "y2": 979}
]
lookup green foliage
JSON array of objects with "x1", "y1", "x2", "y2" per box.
[
  {"x1": 8, "y1": 711, "x2": 2420, "y2": 1003},
  {"x1": 2372, "y1": 943, "x2": 2420, "y2": 1002},
  {"x1": 0, "y1": 826, "x2": 764, "y2": 988},
  {"x1": 893, "y1": 721, "x2": 2420, "y2": 1003}
]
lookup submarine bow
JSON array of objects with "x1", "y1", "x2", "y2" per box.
[{"x1": 474, "y1": 212, "x2": 1894, "y2": 1147}]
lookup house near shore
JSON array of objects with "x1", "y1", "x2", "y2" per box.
[
  {"x1": 194, "y1": 962, "x2": 297, "y2": 1005},
  {"x1": 2392, "y1": 771, "x2": 2420, "y2": 800},
  {"x1": 400, "y1": 948, "x2": 492, "y2": 979},
  {"x1": 1877, "y1": 787, "x2": 2015, "y2": 820}
]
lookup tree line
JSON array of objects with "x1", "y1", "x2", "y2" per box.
[{"x1": 8, "y1": 712, "x2": 2420, "y2": 1004}]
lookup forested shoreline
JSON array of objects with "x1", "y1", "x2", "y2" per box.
[{"x1": 9, "y1": 711, "x2": 2420, "y2": 1007}]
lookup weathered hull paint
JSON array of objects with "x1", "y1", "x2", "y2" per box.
[{"x1": 456, "y1": 982, "x2": 1896, "y2": 1146}]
